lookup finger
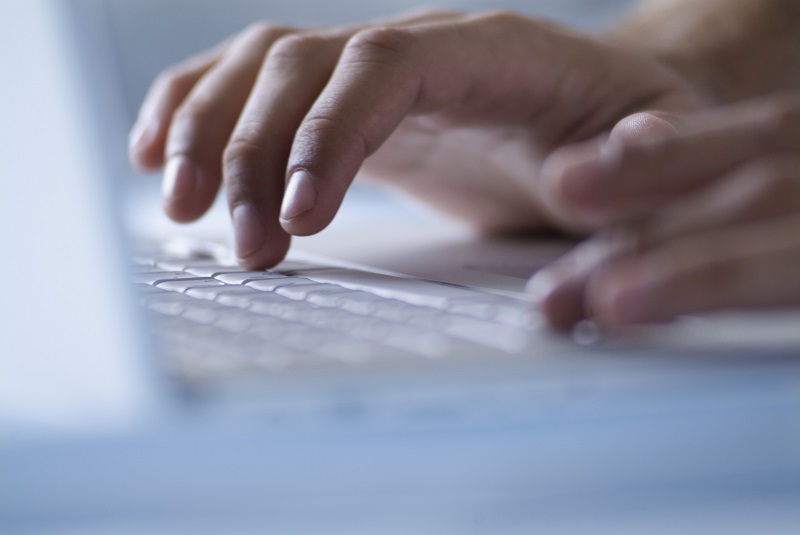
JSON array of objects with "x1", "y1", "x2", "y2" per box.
[
  {"x1": 544, "y1": 95, "x2": 800, "y2": 221},
  {"x1": 538, "y1": 112, "x2": 685, "y2": 231},
  {"x1": 280, "y1": 13, "x2": 548, "y2": 237},
  {"x1": 129, "y1": 41, "x2": 228, "y2": 171},
  {"x1": 586, "y1": 214, "x2": 800, "y2": 325},
  {"x1": 635, "y1": 155, "x2": 800, "y2": 247},
  {"x1": 528, "y1": 264, "x2": 588, "y2": 331},
  {"x1": 162, "y1": 23, "x2": 294, "y2": 223},
  {"x1": 528, "y1": 231, "x2": 639, "y2": 330},
  {"x1": 535, "y1": 154, "x2": 800, "y2": 329},
  {"x1": 224, "y1": 11, "x2": 460, "y2": 268}
]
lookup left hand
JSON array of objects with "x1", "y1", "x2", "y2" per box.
[{"x1": 531, "y1": 94, "x2": 800, "y2": 329}]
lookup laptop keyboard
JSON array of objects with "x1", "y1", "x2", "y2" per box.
[{"x1": 133, "y1": 250, "x2": 547, "y2": 383}]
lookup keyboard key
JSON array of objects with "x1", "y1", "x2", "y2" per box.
[
  {"x1": 214, "y1": 272, "x2": 286, "y2": 285},
  {"x1": 332, "y1": 291, "x2": 386, "y2": 315},
  {"x1": 214, "y1": 309, "x2": 255, "y2": 333},
  {"x1": 303, "y1": 269, "x2": 478, "y2": 308},
  {"x1": 342, "y1": 318, "x2": 452, "y2": 358},
  {"x1": 155, "y1": 258, "x2": 229, "y2": 272},
  {"x1": 180, "y1": 301, "x2": 220, "y2": 324},
  {"x1": 442, "y1": 316, "x2": 529, "y2": 352},
  {"x1": 274, "y1": 303, "x2": 334, "y2": 325},
  {"x1": 156, "y1": 278, "x2": 227, "y2": 293},
  {"x1": 404, "y1": 307, "x2": 452, "y2": 330},
  {"x1": 146, "y1": 299, "x2": 185, "y2": 317},
  {"x1": 274, "y1": 283, "x2": 348, "y2": 301},
  {"x1": 134, "y1": 284, "x2": 171, "y2": 296},
  {"x1": 248, "y1": 296, "x2": 309, "y2": 317},
  {"x1": 246, "y1": 319, "x2": 311, "y2": 342},
  {"x1": 382, "y1": 327, "x2": 453, "y2": 358},
  {"x1": 371, "y1": 299, "x2": 417, "y2": 323},
  {"x1": 132, "y1": 271, "x2": 201, "y2": 285},
  {"x1": 446, "y1": 298, "x2": 532, "y2": 328},
  {"x1": 186, "y1": 285, "x2": 262, "y2": 301},
  {"x1": 216, "y1": 291, "x2": 288, "y2": 310},
  {"x1": 281, "y1": 330, "x2": 345, "y2": 352},
  {"x1": 184, "y1": 265, "x2": 247, "y2": 278},
  {"x1": 272, "y1": 260, "x2": 327, "y2": 273},
  {"x1": 246, "y1": 277, "x2": 313, "y2": 292},
  {"x1": 304, "y1": 290, "x2": 353, "y2": 307},
  {"x1": 132, "y1": 266, "x2": 170, "y2": 274}
]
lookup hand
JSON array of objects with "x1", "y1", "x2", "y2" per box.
[
  {"x1": 129, "y1": 9, "x2": 699, "y2": 268},
  {"x1": 531, "y1": 94, "x2": 800, "y2": 329}
]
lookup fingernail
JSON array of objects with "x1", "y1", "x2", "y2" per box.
[
  {"x1": 232, "y1": 203, "x2": 267, "y2": 260},
  {"x1": 163, "y1": 156, "x2": 200, "y2": 201},
  {"x1": 280, "y1": 170, "x2": 317, "y2": 222}
]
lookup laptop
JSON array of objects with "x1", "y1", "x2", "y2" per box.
[{"x1": 3, "y1": 1, "x2": 800, "y2": 533}]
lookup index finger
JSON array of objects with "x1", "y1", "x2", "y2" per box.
[{"x1": 278, "y1": 13, "x2": 546, "y2": 236}]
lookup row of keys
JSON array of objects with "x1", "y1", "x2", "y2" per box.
[
  {"x1": 139, "y1": 255, "x2": 537, "y2": 328},
  {"x1": 134, "y1": 255, "x2": 537, "y2": 360}
]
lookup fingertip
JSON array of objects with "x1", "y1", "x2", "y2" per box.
[
  {"x1": 231, "y1": 203, "x2": 293, "y2": 270},
  {"x1": 161, "y1": 155, "x2": 220, "y2": 223},
  {"x1": 609, "y1": 111, "x2": 682, "y2": 145},
  {"x1": 279, "y1": 170, "x2": 343, "y2": 237},
  {"x1": 279, "y1": 170, "x2": 318, "y2": 224},
  {"x1": 527, "y1": 266, "x2": 588, "y2": 331},
  {"x1": 237, "y1": 238, "x2": 291, "y2": 270}
]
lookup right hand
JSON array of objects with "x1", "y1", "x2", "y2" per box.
[
  {"x1": 532, "y1": 94, "x2": 800, "y2": 329},
  {"x1": 129, "y1": 9, "x2": 700, "y2": 269}
]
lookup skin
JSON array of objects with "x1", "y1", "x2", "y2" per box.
[
  {"x1": 533, "y1": 95, "x2": 800, "y2": 329},
  {"x1": 129, "y1": 9, "x2": 699, "y2": 269},
  {"x1": 130, "y1": 1, "x2": 800, "y2": 329},
  {"x1": 532, "y1": 0, "x2": 800, "y2": 329}
]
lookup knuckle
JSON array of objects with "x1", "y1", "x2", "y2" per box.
[
  {"x1": 294, "y1": 114, "x2": 339, "y2": 153},
  {"x1": 241, "y1": 21, "x2": 293, "y2": 44},
  {"x1": 153, "y1": 66, "x2": 194, "y2": 96},
  {"x1": 294, "y1": 112, "x2": 372, "y2": 164},
  {"x1": 475, "y1": 9, "x2": 519, "y2": 25},
  {"x1": 399, "y1": 7, "x2": 457, "y2": 20},
  {"x1": 223, "y1": 136, "x2": 267, "y2": 175},
  {"x1": 171, "y1": 96, "x2": 215, "y2": 131},
  {"x1": 266, "y1": 33, "x2": 327, "y2": 66},
  {"x1": 299, "y1": 114, "x2": 338, "y2": 135},
  {"x1": 345, "y1": 27, "x2": 416, "y2": 60}
]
